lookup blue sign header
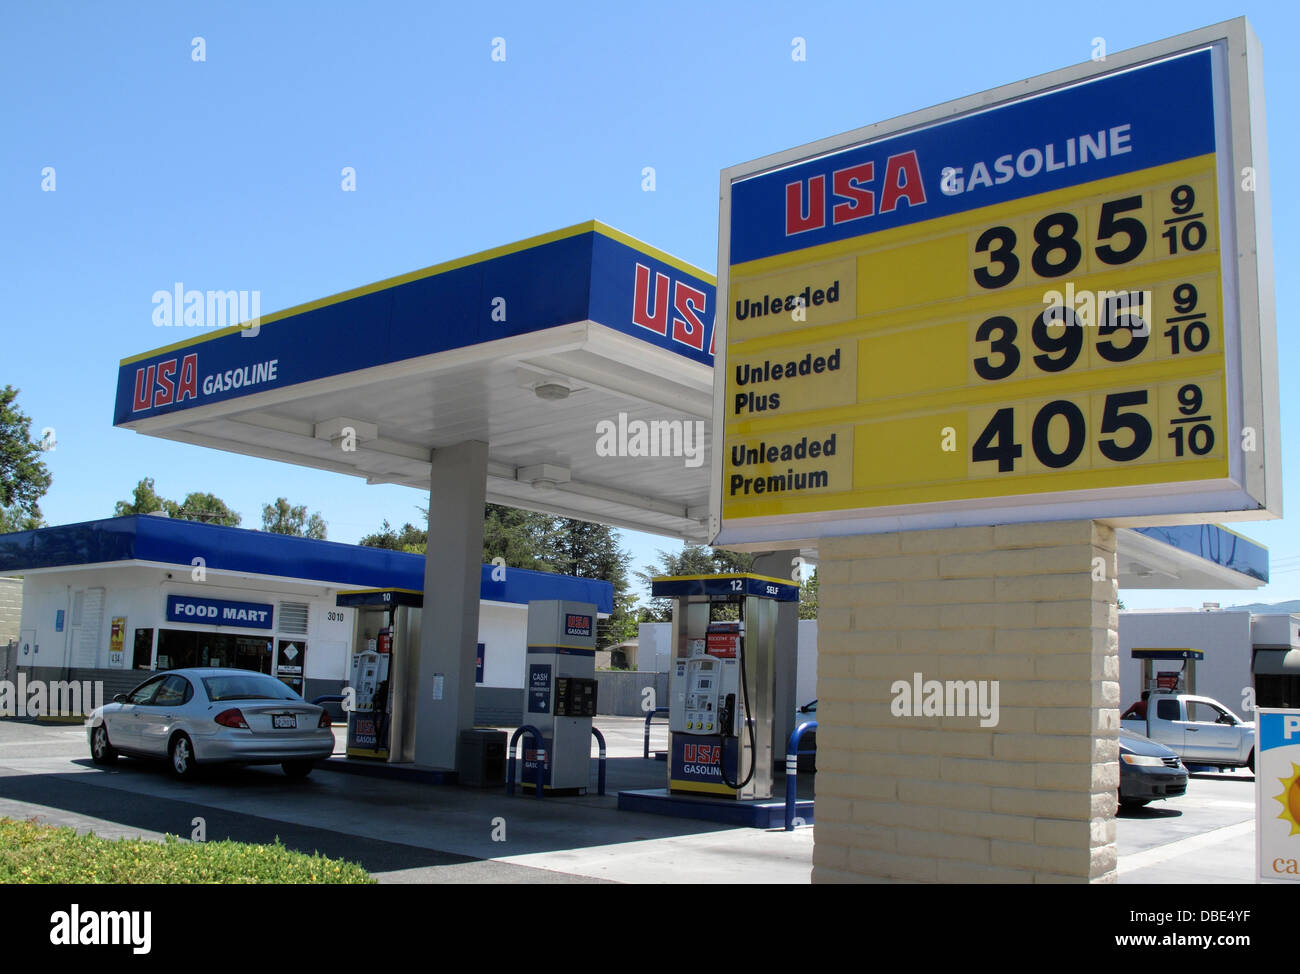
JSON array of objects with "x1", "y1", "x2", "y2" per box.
[
  {"x1": 1260, "y1": 711, "x2": 1300, "y2": 753},
  {"x1": 116, "y1": 224, "x2": 715, "y2": 425},
  {"x1": 729, "y1": 49, "x2": 1217, "y2": 264}
]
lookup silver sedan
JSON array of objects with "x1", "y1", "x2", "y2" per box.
[{"x1": 86, "y1": 668, "x2": 335, "y2": 779}]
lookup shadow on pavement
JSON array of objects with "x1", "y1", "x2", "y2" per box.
[{"x1": 0, "y1": 749, "x2": 793, "y2": 872}]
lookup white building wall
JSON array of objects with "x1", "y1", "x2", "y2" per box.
[
  {"x1": 637, "y1": 622, "x2": 671, "y2": 673},
  {"x1": 18, "y1": 565, "x2": 350, "y2": 674},
  {"x1": 1118, "y1": 609, "x2": 1255, "y2": 717},
  {"x1": 13, "y1": 567, "x2": 594, "y2": 694},
  {"x1": 477, "y1": 601, "x2": 527, "y2": 687},
  {"x1": 797, "y1": 619, "x2": 818, "y2": 706},
  {"x1": 303, "y1": 599, "x2": 353, "y2": 682}
]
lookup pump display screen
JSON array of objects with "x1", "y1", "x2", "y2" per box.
[{"x1": 554, "y1": 677, "x2": 598, "y2": 717}]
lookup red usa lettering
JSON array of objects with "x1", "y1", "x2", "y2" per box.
[
  {"x1": 631, "y1": 263, "x2": 712, "y2": 354},
  {"x1": 785, "y1": 150, "x2": 926, "y2": 235},
  {"x1": 132, "y1": 353, "x2": 199, "y2": 412},
  {"x1": 682, "y1": 744, "x2": 721, "y2": 764}
]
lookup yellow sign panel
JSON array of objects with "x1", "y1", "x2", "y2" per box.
[
  {"x1": 724, "y1": 157, "x2": 1228, "y2": 522},
  {"x1": 715, "y1": 32, "x2": 1278, "y2": 543}
]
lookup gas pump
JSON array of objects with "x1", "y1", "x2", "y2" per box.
[
  {"x1": 348, "y1": 646, "x2": 391, "y2": 753},
  {"x1": 522, "y1": 600, "x2": 599, "y2": 794},
  {"x1": 1133, "y1": 647, "x2": 1205, "y2": 695},
  {"x1": 652, "y1": 573, "x2": 799, "y2": 801},
  {"x1": 336, "y1": 589, "x2": 423, "y2": 762}
]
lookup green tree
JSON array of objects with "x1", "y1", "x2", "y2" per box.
[
  {"x1": 172, "y1": 491, "x2": 241, "y2": 526},
  {"x1": 262, "y1": 498, "x2": 327, "y2": 539},
  {"x1": 114, "y1": 479, "x2": 241, "y2": 526},
  {"x1": 799, "y1": 569, "x2": 818, "y2": 620},
  {"x1": 550, "y1": 518, "x2": 634, "y2": 650},
  {"x1": 360, "y1": 504, "x2": 559, "y2": 566},
  {"x1": 358, "y1": 505, "x2": 640, "y2": 648},
  {"x1": 482, "y1": 504, "x2": 557, "y2": 571},
  {"x1": 0, "y1": 505, "x2": 44, "y2": 533},
  {"x1": 114, "y1": 477, "x2": 178, "y2": 517},
  {"x1": 359, "y1": 519, "x2": 428, "y2": 553},
  {"x1": 635, "y1": 545, "x2": 755, "y2": 622},
  {"x1": 0, "y1": 387, "x2": 52, "y2": 528},
  {"x1": 360, "y1": 505, "x2": 639, "y2": 649}
]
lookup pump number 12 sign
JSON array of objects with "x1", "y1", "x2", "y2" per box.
[{"x1": 711, "y1": 20, "x2": 1278, "y2": 547}]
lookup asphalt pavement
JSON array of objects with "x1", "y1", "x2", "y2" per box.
[{"x1": 0, "y1": 716, "x2": 1260, "y2": 883}]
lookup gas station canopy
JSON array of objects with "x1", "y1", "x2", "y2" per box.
[
  {"x1": 116, "y1": 222, "x2": 718, "y2": 541},
  {"x1": 114, "y1": 221, "x2": 1269, "y2": 588}
]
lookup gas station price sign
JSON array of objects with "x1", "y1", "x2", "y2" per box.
[{"x1": 711, "y1": 20, "x2": 1279, "y2": 548}]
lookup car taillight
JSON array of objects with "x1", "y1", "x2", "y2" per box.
[
  {"x1": 214, "y1": 708, "x2": 249, "y2": 729},
  {"x1": 318, "y1": 710, "x2": 332, "y2": 728}
]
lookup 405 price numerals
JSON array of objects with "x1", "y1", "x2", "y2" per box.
[
  {"x1": 970, "y1": 181, "x2": 1216, "y2": 290},
  {"x1": 970, "y1": 381, "x2": 1220, "y2": 475}
]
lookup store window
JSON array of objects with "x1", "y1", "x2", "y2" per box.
[
  {"x1": 1255, "y1": 674, "x2": 1300, "y2": 709},
  {"x1": 155, "y1": 630, "x2": 274, "y2": 674}
]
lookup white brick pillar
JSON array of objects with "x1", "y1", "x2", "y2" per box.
[{"x1": 812, "y1": 521, "x2": 1119, "y2": 883}]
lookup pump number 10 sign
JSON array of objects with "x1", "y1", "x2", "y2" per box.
[{"x1": 711, "y1": 21, "x2": 1278, "y2": 547}]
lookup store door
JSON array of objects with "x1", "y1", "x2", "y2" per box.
[{"x1": 276, "y1": 640, "x2": 307, "y2": 695}]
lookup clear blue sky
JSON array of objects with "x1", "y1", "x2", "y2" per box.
[{"x1": 2, "y1": 1, "x2": 1296, "y2": 609}]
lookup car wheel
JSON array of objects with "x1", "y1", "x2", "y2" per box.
[
  {"x1": 90, "y1": 724, "x2": 117, "y2": 765},
  {"x1": 168, "y1": 733, "x2": 197, "y2": 779},
  {"x1": 1248, "y1": 749, "x2": 1255, "y2": 773},
  {"x1": 282, "y1": 760, "x2": 314, "y2": 779}
]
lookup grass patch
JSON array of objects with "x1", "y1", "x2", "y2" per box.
[{"x1": 0, "y1": 817, "x2": 374, "y2": 884}]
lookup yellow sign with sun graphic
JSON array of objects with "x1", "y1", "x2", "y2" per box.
[
  {"x1": 1273, "y1": 764, "x2": 1300, "y2": 837},
  {"x1": 1257, "y1": 712, "x2": 1300, "y2": 882}
]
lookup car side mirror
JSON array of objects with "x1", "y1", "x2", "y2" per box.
[{"x1": 113, "y1": 694, "x2": 126, "y2": 704}]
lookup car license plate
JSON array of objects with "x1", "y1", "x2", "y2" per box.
[{"x1": 273, "y1": 714, "x2": 297, "y2": 729}]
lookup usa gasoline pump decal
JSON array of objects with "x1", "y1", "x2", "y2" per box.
[
  {"x1": 564, "y1": 614, "x2": 593, "y2": 638},
  {"x1": 670, "y1": 735, "x2": 742, "y2": 790}
]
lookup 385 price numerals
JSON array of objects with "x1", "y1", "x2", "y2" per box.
[{"x1": 971, "y1": 183, "x2": 1214, "y2": 290}]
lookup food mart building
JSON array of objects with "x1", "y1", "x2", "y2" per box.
[{"x1": 0, "y1": 514, "x2": 611, "y2": 722}]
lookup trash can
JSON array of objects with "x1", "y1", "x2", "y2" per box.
[{"x1": 458, "y1": 728, "x2": 507, "y2": 787}]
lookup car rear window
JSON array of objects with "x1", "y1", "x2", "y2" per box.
[{"x1": 202, "y1": 674, "x2": 300, "y2": 702}]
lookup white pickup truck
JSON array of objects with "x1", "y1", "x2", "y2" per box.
[{"x1": 1120, "y1": 692, "x2": 1255, "y2": 772}]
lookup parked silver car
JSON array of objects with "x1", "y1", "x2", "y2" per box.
[{"x1": 87, "y1": 668, "x2": 334, "y2": 779}]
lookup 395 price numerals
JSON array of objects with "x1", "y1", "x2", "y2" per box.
[
  {"x1": 969, "y1": 273, "x2": 1221, "y2": 385},
  {"x1": 969, "y1": 381, "x2": 1220, "y2": 475}
]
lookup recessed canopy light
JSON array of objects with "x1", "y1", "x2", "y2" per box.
[{"x1": 534, "y1": 383, "x2": 570, "y2": 401}]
